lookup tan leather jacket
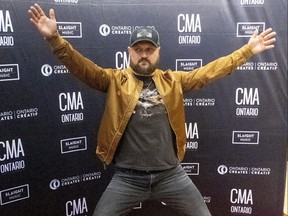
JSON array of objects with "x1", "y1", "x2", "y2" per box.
[{"x1": 47, "y1": 32, "x2": 253, "y2": 165}]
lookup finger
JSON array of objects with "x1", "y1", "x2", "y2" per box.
[
  {"x1": 49, "y1": 9, "x2": 56, "y2": 21},
  {"x1": 34, "y1": 3, "x2": 46, "y2": 17},
  {"x1": 260, "y1": 28, "x2": 272, "y2": 37},
  {"x1": 28, "y1": 9, "x2": 39, "y2": 22},
  {"x1": 29, "y1": 6, "x2": 43, "y2": 20},
  {"x1": 29, "y1": 6, "x2": 39, "y2": 17},
  {"x1": 264, "y1": 44, "x2": 275, "y2": 50},
  {"x1": 252, "y1": 28, "x2": 258, "y2": 38},
  {"x1": 264, "y1": 38, "x2": 276, "y2": 46},
  {"x1": 264, "y1": 31, "x2": 276, "y2": 40},
  {"x1": 29, "y1": 17, "x2": 38, "y2": 26}
]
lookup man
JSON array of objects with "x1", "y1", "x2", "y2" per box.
[{"x1": 28, "y1": 3, "x2": 276, "y2": 216}]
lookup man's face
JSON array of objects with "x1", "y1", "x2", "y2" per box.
[{"x1": 128, "y1": 41, "x2": 160, "y2": 76}]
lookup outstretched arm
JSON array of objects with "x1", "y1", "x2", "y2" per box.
[
  {"x1": 28, "y1": 3, "x2": 111, "y2": 91},
  {"x1": 248, "y1": 28, "x2": 276, "y2": 55},
  {"x1": 180, "y1": 28, "x2": 276, "y2": 92},
  {"x1": 28, "y1": 3, "x2": 57, "y2": 38}
]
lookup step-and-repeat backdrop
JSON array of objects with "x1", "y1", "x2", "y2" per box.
[{"x1": 0, "y1": 0, "x2": 287, "y2": 215}]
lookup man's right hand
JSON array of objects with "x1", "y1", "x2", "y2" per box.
[{"x1": 28, "y1": 3, "x2": 57, "y2": 38}]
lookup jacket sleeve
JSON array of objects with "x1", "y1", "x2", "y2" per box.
[
  {"x1": 177, "y1": 44, "x2": 253, "y2": 92},
  {"x1": 46, "y1": 31, "x2": 112, "y2": 92}
]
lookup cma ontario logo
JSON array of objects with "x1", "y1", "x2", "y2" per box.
[
  {"x1": 177, "y1": 14, "x2": 201, "y2": 45},
  {"x1": 59, "y1": 92, "x2": 84, "y2": 124},
  {"x1": 0, "y1": 10, "x2": 14, "y2": 46},
  {"x1": 235, "y1": 88, "x2": 259, "y2": 117},
  {"x1": 230, "y1": 188, "x2": 253, "y2": 214},
  {"x1": 0, "y1": 138, "x2": 25, "y2": 174},
  {"x1": 115, "y1": 51, "x2": 130, "y2": 69},
  {"x1": 185, "y1": 122, "x2": 199, "y2": 150},
  {"x1": 65, "y1": 197, "x2": 88, "y2": 216}
]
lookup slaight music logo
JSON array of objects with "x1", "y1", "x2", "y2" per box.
[
  {"x1": 232, "y1": 131, "x2": 259, "y2": 145},
  {"x1": 0, "y1": 10, "x2": 14, "y2": 47},
  {"x1": 176, "y1": 59, "x2": 202, "y2": 71},
  {"x1": 0, "y1": 64, "x2": 19, "y2": 81},
  {"x1": 0, "y1": 184, "x2": 30, "y2": 205},
  {"x1": 177, "y1": 14, "x2": 201, "y2": 45},
  {"x1": 185, "y1": 122, "x2": 199, "y2": 150},
  {"x1": 59, "y1": 92, "x2": 84, "y2": 124},
  {"x1": 181, "y1": 163, "x2": 199, "y2": 175},
  {"x1": 61, "y1": 136, "x2": 87, "y2": 154},
  {"x1": 57, "y1": 22, "x2": 82, "y2": 38},
  {"x1": 0, "y1": 138, "x2": 26, "y2": 175},
  {"x1": 230, "y1": 188, "x2": 253, "y2": 214},
  {"x1": 237, "y1": 22, "x2": 265, "y2": 37},
  {"x1": 65, "y1": 197, "x2": 88, "y2": 216}
]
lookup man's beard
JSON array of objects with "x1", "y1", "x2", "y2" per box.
[{"x1": 130, "y1": 58, "x2": 159, "y2": 76}]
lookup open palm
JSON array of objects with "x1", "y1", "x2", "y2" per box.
[
  {"x1": 248, "y1": 28, "x2": 276, "y2": 55},
  {"x1": 28, "y1": 4, "x2": 57, "y2": 38}
]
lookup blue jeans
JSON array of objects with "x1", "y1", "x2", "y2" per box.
[{"x1": 92, "y1": 164, "x2": 211, "y2": 216}]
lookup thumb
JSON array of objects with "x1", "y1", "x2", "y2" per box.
[
  {"x1": 49, "y1": 9, "x2": 56, "y2": 21},
  {"x1": 252, "y1": 28, "x2": 258, "y2": 38}
]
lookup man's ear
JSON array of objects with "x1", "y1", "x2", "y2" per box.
[
  {"x1": 157, "y1": 47, "x2": 161, "y2": 53},
  {"x1": 127, "y1": 46, "x2": 132, "y2": 55}
]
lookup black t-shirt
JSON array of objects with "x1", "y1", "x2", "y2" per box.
[{"x1": 114, "y1": 76, "x2": 180, "y2": 171}]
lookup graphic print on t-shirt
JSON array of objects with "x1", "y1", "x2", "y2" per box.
[{"x1": 135, "y1": 81, "x2": 166, "y2": 118}]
